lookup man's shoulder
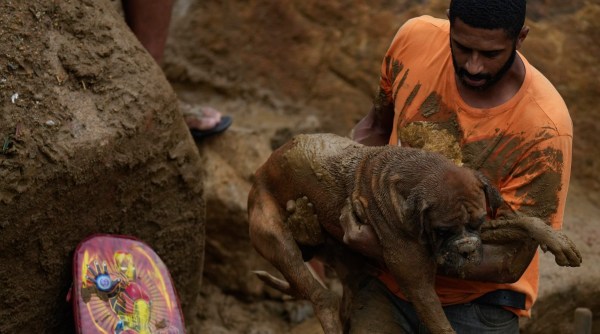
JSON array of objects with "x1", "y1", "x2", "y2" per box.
[
  {"x1": 389, "y1": 15, "x2": 449, "y2": 56},
  {"x1": 398, "y1": 15, "x2": 449, "y2": 38},
  {"x1": 522, "y1": 61, "x2": 572, "y2": 136},
  {"x1": 406, "y1": 15, "x2": 448, "y2": 29}
]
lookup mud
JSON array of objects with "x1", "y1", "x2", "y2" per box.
[
  {"x1": 286, "y1": 197, "x2": 324, "y2": 247},
  {"x1": 398, "y1": 121, "x2": 463, "y2": 165}
]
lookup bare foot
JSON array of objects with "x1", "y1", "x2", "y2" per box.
[{"x1": 180, "y1": 103, "x2": 222, "y2": 131}]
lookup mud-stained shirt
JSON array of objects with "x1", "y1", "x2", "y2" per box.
[{"x1": 376, "y1": 15, "x2": 573, "y2": 317}]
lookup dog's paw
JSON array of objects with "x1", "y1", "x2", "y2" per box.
[
  {"x1": 541, "y1": 232, "x2": 582, "y2": 267},
  {"x1": 285, "y1": 300, "x2": 315, "y2": 324}
]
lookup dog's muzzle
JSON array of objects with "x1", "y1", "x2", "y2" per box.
[
  {"x1": 455, "y1": 236, "x2": 481, "y2": 259},
  {"x1": 437, "y1": 236, "x2": 483, "y2": 268}
]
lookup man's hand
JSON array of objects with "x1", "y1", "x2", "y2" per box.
[{"x1": 339, "y1": 198, "x2": 383, "y2": 260}]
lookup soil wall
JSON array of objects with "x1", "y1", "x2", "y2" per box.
[{"x1": 0, "y1": 1, "x2": 205, "y2": 332}]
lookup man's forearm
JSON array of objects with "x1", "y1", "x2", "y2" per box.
[{"x1": 438, "y1": 237, "x2": 538, "y2": 283}]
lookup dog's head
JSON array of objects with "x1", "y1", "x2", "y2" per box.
[{"x1": 403, "y1": 166, "x2": 503, "y2": 272}]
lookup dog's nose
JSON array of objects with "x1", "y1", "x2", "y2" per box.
[{"x1": 456, "y1": 237, "x2": 480, "y2": 258}]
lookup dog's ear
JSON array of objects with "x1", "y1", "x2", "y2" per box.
[
  {"x1": 475, "y1": 171, "x2": 503, "y2": 219},
  {"x1": 350, "y1": 189, "x2": 369, "y2": 225},
  {"x1": 351, "y1": 196, "x2": 368, "y2": 225},
  {"x1": 403, "y1": 188, "x2": 430, "y2": 244}
]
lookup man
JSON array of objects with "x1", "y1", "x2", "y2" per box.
[{"x1": 350, "y1": 0, "x2": 572, "y2": 332}]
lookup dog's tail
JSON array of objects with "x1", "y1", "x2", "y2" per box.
[
  {"x1": 253, "y1": 263, "x2": 327, "y2": 296},
  {"x1": 252, "y1": 270, "x2": 292, "y2": 294}
]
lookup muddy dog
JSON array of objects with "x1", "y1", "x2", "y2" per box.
[{"x1": 248, "y1": 133, "x2": 581, "y2": 334}]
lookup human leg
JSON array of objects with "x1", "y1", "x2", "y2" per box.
[
  {"x1": 122, "y1": 1, "x2": 233, "y2": 137},
  {"x1": 441, "y1": 302, "x2": 519, "y2": 334},
  {"x1": 121, "y1": 0, "x2": 175, "y2": 65},
  {"x1": 346, "y1": 276, "x2": 410, "y2": 333},
  {"x1": 388, "y1": 298, "x2": 518, "y2": 334},
  {"x1": 346, "y1": 276, "x2": 519, "y2": 334}
]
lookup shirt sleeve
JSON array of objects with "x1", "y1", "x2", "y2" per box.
[
  {"x1": 378, "y1": 18, "x2": 420, "y2": 145},
  {"x1": 499, "y1": 134, "x2": 572, "y2": 229},
  {"x1": 378, "y1": 17, "x2": 421, "y2": 99}
]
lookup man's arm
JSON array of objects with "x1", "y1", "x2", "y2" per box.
[
  {"x1": 442, "y1": 214, "x2": 581, "y2": 283},
  {"x1": 340, "y1": 197, "x2": 540, "y2": 283},
  {"x1": 353, "y1": 20, "x2": 416, "y2": 147},
  {"x1": 439, "y1": 227, "x2": 539, "y2": 283},
  {"x1": 352, "y1": 89, "x2": 395, "y2": 146},
  {"x1": 340, "y1": 213, "x2": 539, "y2": 283},
  {"x1": 441, "y1": 135, "x2": 573, "y2": 283}
]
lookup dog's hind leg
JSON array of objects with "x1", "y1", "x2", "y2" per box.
[{"x1": 248, "y1": 185, "x2": 342, "y2": 334}]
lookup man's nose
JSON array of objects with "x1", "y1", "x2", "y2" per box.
[{"x1": 465, "y1": 52, "x2": 483, "y2": 74}]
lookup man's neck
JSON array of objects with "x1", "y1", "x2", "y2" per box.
[{"x1": 456, "y1": 54, "x2": 526, "y2": 109}]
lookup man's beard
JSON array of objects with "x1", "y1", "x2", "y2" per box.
[{"x1": 452, "y1": 44, "x2": 517, "y2": 92}]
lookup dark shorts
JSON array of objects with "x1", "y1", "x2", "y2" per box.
[{"x1": 346, "y1": 277, "x2": 519, "y2": 334}]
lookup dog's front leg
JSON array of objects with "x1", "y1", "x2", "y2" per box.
[
  {"x1": 483, "y1": 217, "x2": 582, "y2": 267},
  {"x1": 248, "y1": 186, "x2": 342, "y2": 333},
  {"x1": 383, "y1": 242, "x2": 455, "y2": 334}
]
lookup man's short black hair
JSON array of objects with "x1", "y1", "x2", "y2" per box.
[{"x1": 449, "y1": 0, "x2": 526, "y2": 39}]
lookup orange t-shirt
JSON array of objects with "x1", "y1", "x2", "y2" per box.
[{"x1": 376, "y1": 16, "x2": 572, "y2": 317}]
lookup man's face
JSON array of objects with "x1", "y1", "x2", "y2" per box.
[{"x1": 450, "y1": 18, "x2": 518, "y2": 91}]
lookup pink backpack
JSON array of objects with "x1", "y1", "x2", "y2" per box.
[{"x1": 69, "y1": 234, "x2": 185, "y2": 333}]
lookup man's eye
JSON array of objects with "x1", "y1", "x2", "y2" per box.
[
  {"x1": 452, "y1": 41, "x2": 471, "y2": 53},
  {"x1": 482, "y1": 51, "x2": 501, "y2": 58}
]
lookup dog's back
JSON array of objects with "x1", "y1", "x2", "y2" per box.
[{"x1": 252, "y1": 134, "x2": 367, "y2": 228}]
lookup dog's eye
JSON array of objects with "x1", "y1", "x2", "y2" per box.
[
  {"x1": 435, "y1": 227, "x2": 451, "y2": 237},
  {"x1": 469, "y1": 216, "x2": 486, "y2": 230}
]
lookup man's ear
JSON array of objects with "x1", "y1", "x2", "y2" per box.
[
  {"x1": 516, "y1": 26, "x2": 529, "y2": 50},
  {"x1": 475, "y1": 172, "x2": 503, "y2": 218}
]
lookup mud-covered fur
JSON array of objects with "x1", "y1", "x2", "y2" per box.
[{"x1": 248, "y1": 134, "x2": 581, "y2": 334}]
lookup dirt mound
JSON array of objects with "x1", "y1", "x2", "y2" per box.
[{"x1": 0, "y1": 1, "x2": 205, "y2": 332}]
